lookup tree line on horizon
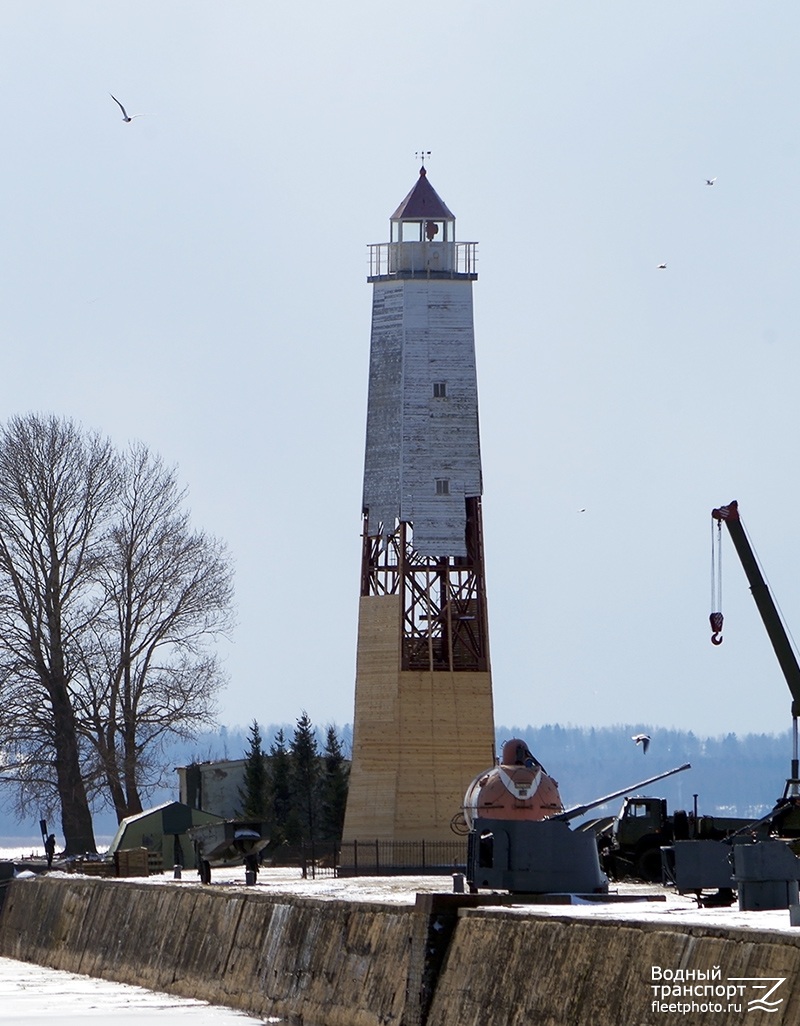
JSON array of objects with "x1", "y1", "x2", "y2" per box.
[
  {"x1": 500, "y1": 722, "x2": 794, "y2": 818},
  {"x1": 217, "y1": 718, "x2": 793, "y2": 823},
  {"x1": 208, "y1": 717, "x2": 793, "y2": 837}
]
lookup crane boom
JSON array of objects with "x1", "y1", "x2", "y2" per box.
[
  {"x1": 712, "y1": 500, "x2": 800, "y2": 718},
  {"x1": 713, "y1": 499, "x2": 800, "y2": 795}
]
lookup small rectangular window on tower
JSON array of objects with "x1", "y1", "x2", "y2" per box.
[
  {"x1": 433, "y1": 381, "x2": 447, "y2": 398},
  {"x1": 435, "y1": 478, "x2": 450, "y2": 496}
]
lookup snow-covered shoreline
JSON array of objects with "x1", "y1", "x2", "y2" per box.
[{"x1": 0, "y1": 956, "x2": 270, "y2": 1023}]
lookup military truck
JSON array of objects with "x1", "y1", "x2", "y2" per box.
[{"x1": 592, "y1": 796, "x2": 755, "y2": 881}]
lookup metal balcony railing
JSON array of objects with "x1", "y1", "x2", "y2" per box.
[{"x1": 368, "y1": 242, "x2": 478, "y2": 278}]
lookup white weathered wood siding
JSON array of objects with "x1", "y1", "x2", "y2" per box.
[{"x1": 362, "y1": 278, "x2": 482, "y2": 558}]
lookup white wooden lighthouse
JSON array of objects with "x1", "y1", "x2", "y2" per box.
[{"x1": 342, "y1": 166, "x2": 496, "y2": 853}]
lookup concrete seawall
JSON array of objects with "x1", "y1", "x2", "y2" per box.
[
  {"x1": 429, "y1": 908, "x2": 800, "y2": 1025},
  {"x1": 2, "y1": 877, "x2": 800, "y2": 1025},
  {"x1": 0, "y1": 877, "x2": 412, "y2": 1026}
]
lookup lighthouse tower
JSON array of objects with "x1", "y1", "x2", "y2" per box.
[{"x1": 342, "y1": 166, "x2": 496, "y2": 851}]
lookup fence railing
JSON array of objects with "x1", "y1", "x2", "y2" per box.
[
  {"x1": 336, "y1": 839, "x2": 468, "y2": 876},
  {"x1": 261, "y1": 838, "x2": 468, "y2": 878},
  {"x1": 267, "y1": 842, "x2": 339, "y2": 879}
]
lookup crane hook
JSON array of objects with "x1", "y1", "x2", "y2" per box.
[{"x1": 709, "y1": 611, "x2": 723, "y2": 645}]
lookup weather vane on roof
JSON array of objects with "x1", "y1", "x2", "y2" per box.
[{"x1": 416, "y1": 150, "x2": 431, "y2": 170}]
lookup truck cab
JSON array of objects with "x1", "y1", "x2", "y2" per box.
[
  {"x1": 613, "y1": 797, "x2": 669, "y2": 849},
  {"x1": 605, "y1": 796, "x2": 675, "y2": 880}
]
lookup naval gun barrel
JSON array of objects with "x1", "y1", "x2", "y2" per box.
[{"x1": 552, "y1": 762, "x2": 692, "y2": 823}]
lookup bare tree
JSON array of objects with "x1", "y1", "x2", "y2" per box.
[
  {"x1": 0, "y1": 418, "x2": 235, "y2": 847},
  {"x1": 80, "y1": 442, "x2": 234, "y2": 821},
  {"x1": 0, "y1": 415, "x2": 118, "y2": 853}
]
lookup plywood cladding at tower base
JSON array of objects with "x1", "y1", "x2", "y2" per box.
[
  {"x1": 343, "y1": 166, "x2": 496, "y2": 856},
  {"x1": 342, "y1": 596, "x2": 495, "y2": 843}
]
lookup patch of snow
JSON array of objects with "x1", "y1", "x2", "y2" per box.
[{"x1": 0, "y1": 956, "x2": 271, "y2": 1022}]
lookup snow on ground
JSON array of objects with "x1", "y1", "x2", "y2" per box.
[
  {"x1": 5, "y1": 841, "x2": 800, "y2": 935},
  {"x1": 202, "y1": 868, "x2": 800, "y2": 934},
  {"x1": 0, "y1": 956, "x2": 273, "y2": 1023},
  {"x1": 35, "y1": 863, "x2": 800, "y2": 934}
]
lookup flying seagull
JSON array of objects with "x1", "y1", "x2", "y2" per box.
[
  {"x1": 657, "y1": 263, "x2": 667, "y2": 269},
  {"x1": 632, "y1": 733, "x2": 651, "y2": 754},
  {"x1": 110, "y1": 93, "x2": 146, "y2": 122},
  {"x1": 705, "y1": 177, "x2": 717, "y2": 186}
]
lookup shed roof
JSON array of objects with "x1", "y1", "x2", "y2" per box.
[
  {"x1": 391, "y1": 167, "x2": 455, "y2": 221},
  {"x1": 107, "y1": 800, "x2": 223, "y2": 855}
]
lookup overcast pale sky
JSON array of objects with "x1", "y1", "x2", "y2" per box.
[{"x1": 2, "y1": 3, "x2": 800, "y2": 739}]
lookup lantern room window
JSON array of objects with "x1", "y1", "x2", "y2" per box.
[{"x1": 392, "y1": 220, "x2": 452, "y2": 243}]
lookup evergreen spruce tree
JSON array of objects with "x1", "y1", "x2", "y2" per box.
[
  {"x1": 319, "y1": 725, "x2": 349, "y2": 844},
  {"x1": 238, "y1": 720, "x2": 268, "y2": 818},
  {"x1": 289, "y1": 710, "x2": 320, "y2": 848},
  {"x1": 266, "y1": 728, "x2": 295, "y2": 844}
]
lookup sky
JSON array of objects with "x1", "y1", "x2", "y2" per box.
[{"x1": 2, "y1": 3, "x2": 800, "y2": 740}]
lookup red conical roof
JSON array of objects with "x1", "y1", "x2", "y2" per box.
[{"x1": 391, "y1": 167, "x2": 455, "y2": 221}]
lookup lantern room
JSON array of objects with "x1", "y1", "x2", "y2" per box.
[
  {"x1": 366, "y1": 164, "x2": 479, "y2": 278},
  {"x1": 389, "y1": 165, "x2": 456, "y2": 243}
]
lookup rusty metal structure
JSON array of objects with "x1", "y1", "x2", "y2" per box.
[{"x1": 359, "y1": 498, "x2": 489, "y2": 674}]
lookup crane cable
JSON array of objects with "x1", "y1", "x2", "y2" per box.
[{"x1": 710, "y1": 518, "x2": 723, "y2": 644}]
